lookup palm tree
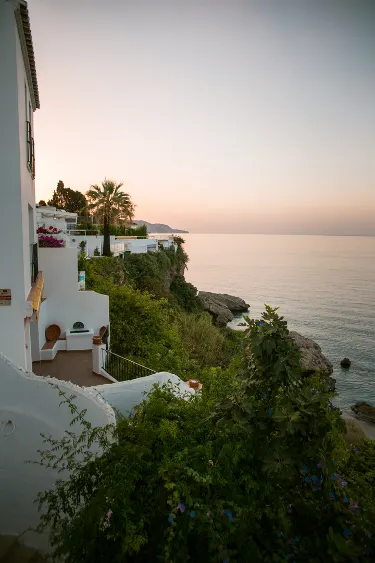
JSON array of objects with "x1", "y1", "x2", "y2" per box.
[{"x1": 86, "y1": 179, "x2": 134, "y2": 256}]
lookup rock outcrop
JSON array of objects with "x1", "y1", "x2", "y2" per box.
[
  {"x1": 289, "y1": 331, "x2": 333, "y2": 377},
  {"x1": 198, "y1": 291, "x2": 249, "y2": 328},
  {"x1": 351, "y1": 402, "x2": 375, "y2": 424},
  {"x1": 341, "y1": 358, "x2": 351, "y2": 368}
]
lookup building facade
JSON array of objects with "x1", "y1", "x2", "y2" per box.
[{"x1": 0, "y1": 0, "x2": 40, "y2": 370}]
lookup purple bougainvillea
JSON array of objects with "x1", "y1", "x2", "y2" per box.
[{"x1": 38, "y1": 234, "x2": 65, "y2": 248}]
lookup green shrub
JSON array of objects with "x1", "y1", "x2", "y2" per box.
[
  {"x1": 36, "y1": 306, "x2": 375, "y2": 562},
  {"x1": 123, "y1": 252, "x2": 171, "y2": 297},
  {"x1": 175, "y1": 311, "x2": 227, "y2": 367},
  {"x1": 170, "y1": 275, "x2": 201, "y2": 312}
]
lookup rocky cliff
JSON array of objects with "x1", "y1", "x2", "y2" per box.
[
  {"x1": 289, "y1": 331, "x2": 333, "y2": 377},
  {"x1": 198, "y1": 291, "x2": 249, "y2": 328}
]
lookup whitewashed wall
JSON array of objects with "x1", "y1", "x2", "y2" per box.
[
  {"x1": 37, "y1": 248, "x2": 109, "y2": 349},
  {"x1": 0, "y1": 1, "x2": 36, "y2": 371},
  {"x1": 0, "y1": 352, "x2": 115, "y2": 550}
]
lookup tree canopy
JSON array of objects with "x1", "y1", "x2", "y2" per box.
[
  {"x1": 86, "y1": 179, "x2": 135, "y2": 256},
  {"x1": 47, "y1": 180, "x2": 87, "y2": 214}
]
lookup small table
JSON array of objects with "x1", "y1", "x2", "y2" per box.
[{"x1": 66, "y1": 329, "x2": 94, "y2": 351}]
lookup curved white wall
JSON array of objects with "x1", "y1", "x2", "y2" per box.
[{"x1": 0, "y1": 353, "x2": 115, "y2": 550}]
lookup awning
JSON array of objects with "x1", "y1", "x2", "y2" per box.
[{"x1": 31, "y1": 273, "x2": 44, "y2": 321}]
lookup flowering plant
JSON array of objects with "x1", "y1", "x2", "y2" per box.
[
  {"x1": 38, "y1": 234, "x2": 65, "y2": 248},
  {"x1": 37, "y1": 225, "x2": 63, "y2": 234}
]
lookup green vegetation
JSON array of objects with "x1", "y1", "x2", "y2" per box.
[
  {"x1": 36, "y1": 306, "x2": 375, "y2": 562},
  {"x1": 47, "y1": 180, "x2": 87, "y2": 214},
  {"x1": 86, "y1": 179, "x2": 135, "y2": 256},
  {"x1": 81, "y1": 247, "x2": 234, "y2": 377}
]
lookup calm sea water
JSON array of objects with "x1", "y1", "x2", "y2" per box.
[{"x1": 183, "y1": 234, "x2": 375, "y2": 413}]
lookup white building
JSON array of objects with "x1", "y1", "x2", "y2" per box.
[
  {"x1": 0, "y1": 0, "x2": 41, "y2": 371},
  {"x1": 36, "y1": 204, "x2": 78, "y2": 232}
]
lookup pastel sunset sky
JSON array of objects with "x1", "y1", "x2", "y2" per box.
[{"x1": 30, "y1": 0, "x2": 375, "y2": 234}]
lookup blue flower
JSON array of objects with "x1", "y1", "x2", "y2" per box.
[
  {"x1": 343, "y1": 497, "x2": 348, "y2": 503},
  {"x1": 267, "y1": 409, "x2": 273, "y2": 415},
  {"x1": 312, "y1": 475, "x2": 318, "y2": 482},
  {"x1": 343, "y1": 528, "x2": 350, "y2": 537},
  {"x1": 190, "y1": 511, "x2": 195, "y2": 518},
  {"x1": 302, "y1": 465, "x2": 309, "y2": 471},
  {"x1": 304, "y1": 476, "x2": 311, "y2": 483},
  {"x1": 227, "y1": 511, "x2": 233, "y2": 522},
  {"x1": 329, "y1": 492, "x2": 335, "y2": 500},
  {"x1": 341, "y1": 480, "x2": 347, "y2": 488},
  {"x1": 331, "y1": 474, "x2": 336, "y2": 481},
  {"x1": 277, "y1": 531, "x2": 283, "y2": 538},
  {"x1": 168, "y1": 516, "x2": 174, "y2": 523},
  {"x1": 317, "y1": 462, "x2": 322, "y2": 468},
  {"x1": 313, "y1": 487, "x2": 319, "y2": 492}
]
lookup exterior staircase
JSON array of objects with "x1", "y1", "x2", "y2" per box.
[{"x1": 0, "y1": 536, "x2": 49, "y2": 563}]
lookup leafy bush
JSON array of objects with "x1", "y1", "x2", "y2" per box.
[
  {"x1": 36, "y1": 307, "x2": 375, "y2": 562},
  {"x1": 106, "y1": 284, "x2": 186, "y2": 374},
  {"x1": 175, "y1": 311, "x2": 227, "y2": 367},
  {"x1": 170, "y1": 275, "x2": 201, "y2": 312},
  {"x1": 123, "y1": 252, "x2": 172, "y2": 297}
]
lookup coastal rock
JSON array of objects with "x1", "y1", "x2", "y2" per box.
[
  {"x1": 198, "y1": 291, "x2": 249, "y2": 328},
  {"x1": 341, "y1": 358, "x2": 351, "y2": 368},
  {"x1": 351, "y1": 402, "x2": 375, "y2": 424},
  {"x1": 289, "y1": 331, "x2": 333, "y2": 377}
]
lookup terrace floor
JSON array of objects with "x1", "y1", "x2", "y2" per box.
[{"x1": 32, "y1": 350, "x2": 110, "y2": 387}]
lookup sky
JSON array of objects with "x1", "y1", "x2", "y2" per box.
[{"x1": 29, "y1": 0, "x2": 375, "y2": 234}]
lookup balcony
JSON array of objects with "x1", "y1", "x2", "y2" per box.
[
  {"x1": 32, "y1": 350, "x2": 109, "y2": 387},
  {"x1": 101, "y1": 349, "x2": 156, "y2": 382}
]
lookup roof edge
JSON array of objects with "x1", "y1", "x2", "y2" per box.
[{"x1": 15, "y1": 1, "x2": 40, "y2": 109}]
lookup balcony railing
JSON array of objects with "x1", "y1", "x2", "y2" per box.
[
  {"x1": 26, "y1": 121, "x2": 35, "y2": 179},
  {"x1": 30, "y1": 242, "x2": 38, "y2": 284},
  {"x1": 101, "y1": 349, "x2": 156, "y2": 382}
]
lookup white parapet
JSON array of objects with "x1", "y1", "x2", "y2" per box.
[{"x1": 0, "y1": 352, "x2": 115, "y2": 551}]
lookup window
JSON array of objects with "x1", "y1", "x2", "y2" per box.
[{"x1": 26, "y1": 99, "x2": 35, "y2": 179}]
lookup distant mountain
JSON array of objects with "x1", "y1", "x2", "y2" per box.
[{"x1": 134, "y1": 220, "x2": 188, "y2": 234}]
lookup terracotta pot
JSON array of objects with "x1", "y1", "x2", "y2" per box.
[{"x1": 187, "y1": 379, "x2": 201, "y2": 390}]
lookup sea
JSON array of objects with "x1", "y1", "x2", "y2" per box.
[{"x1": 182, "y1": 234, "x2": 375, "y2": 415}]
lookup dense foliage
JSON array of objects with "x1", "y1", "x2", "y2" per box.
[
  {"x1": 47, "y1": 180, "x2": 87, "y2": 214},
  {"x1": 80, "y1": 251, "x2": 233, "y2": 377},
  {"x1": 37, "y1": 306, "x2": 375, "y2": 562}
]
